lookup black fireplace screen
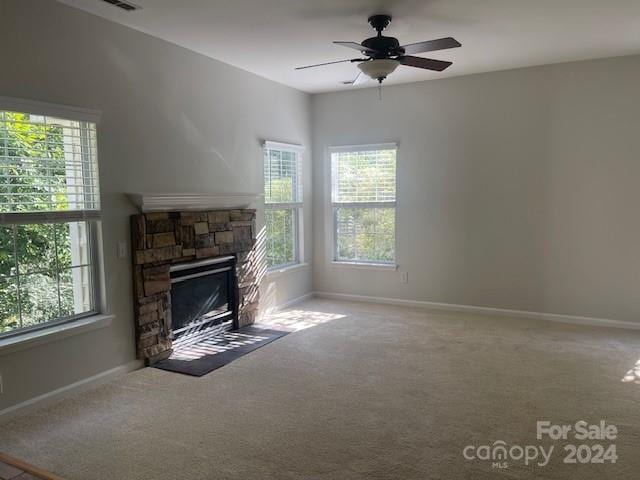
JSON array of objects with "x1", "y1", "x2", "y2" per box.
[{"x1": 169, "y1": 256, "x2": 237, "y2": 338}]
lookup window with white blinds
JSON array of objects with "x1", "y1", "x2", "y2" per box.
[
  {"x1": 0, "y1": 111, "x2": 100, "y2": 217},
  {"x1": 0, "y1": 100, "x2": 101, "y2": 337},
  {"x1": 331, "y1": 144, "x2": 396, "y2": 264},
  {"x1": 264, "y1": 141, "x2": 303, "y2": 269}
]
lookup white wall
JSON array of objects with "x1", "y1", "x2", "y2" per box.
[
  {"x1": 312, "y1": 55, "x2": 640, "y2": 323},
  {"x1": 0, "y1": 0, "x2": 312, "y2": 412}
]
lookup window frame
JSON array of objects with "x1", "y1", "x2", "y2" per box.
[
  {"x1": 0, "y1": 97, "x2": 102, "y2": 339},
  {"x1": 263, "y1": 141, "x2": 304, "y2": 271},
  {"x1": 328, "y1": 143, "x2": 398, "y2": 267}
]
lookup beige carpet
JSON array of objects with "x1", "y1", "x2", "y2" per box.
[{"x1": 1, "y1": 299, "x2": 639, "y2": 479}]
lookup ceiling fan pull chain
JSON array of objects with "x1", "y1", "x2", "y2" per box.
[{"x1": 378, "y1": 83, "x2": 382, "y2": 101}]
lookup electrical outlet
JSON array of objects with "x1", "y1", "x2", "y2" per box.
[
  {"x1": 400, "y1": 271, "x2": 409, "y2": 284},
  {"x1": 117, "y1": 241, "x2": 127, "y2": 259}
]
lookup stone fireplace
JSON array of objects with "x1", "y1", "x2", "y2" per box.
[{"x1": 130, "y1": 208, "x2": 260, "y2": 364}]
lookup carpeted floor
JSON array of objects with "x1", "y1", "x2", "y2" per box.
[{"x1": 1, "y1": 298, "x2": 639, "y2": 479}]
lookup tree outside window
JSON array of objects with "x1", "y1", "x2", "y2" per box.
[
  {"x1": 0, "y1": 109, "x2": 99, "y2": 335},
  {"x1": 263, "y1": 143, "x2": 303, "y2": 269}
]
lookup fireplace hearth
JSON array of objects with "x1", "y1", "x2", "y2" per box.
[{"x1": 130, "y1": 208, "x2": 259, "y2": 364}]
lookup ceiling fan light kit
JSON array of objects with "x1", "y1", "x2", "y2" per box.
[
  {"x1": 295, "y1": 14, "x2": 461, "y2": 92},
  {"x1": 358, "y1": 58, "x2": 400, "y2": 83}
]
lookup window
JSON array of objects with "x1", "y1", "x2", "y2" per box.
[
  {"x1": 0, "y1": 100, "x2": 101, "y2": 337},
  {"x1": 331, "y1": 144, "x2": 396, "y2": 265},
  {"x1": 263, "y1": 141, "x2": 303, "y2": 270}
]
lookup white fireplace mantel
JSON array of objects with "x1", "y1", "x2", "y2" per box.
[{"x1": 127, "y1": 193, "x2": 262, "y2": 212}]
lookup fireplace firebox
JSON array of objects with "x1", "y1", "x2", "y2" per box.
[{"x1": 169, "y1": 256, "x2": 238, "y2": 338}]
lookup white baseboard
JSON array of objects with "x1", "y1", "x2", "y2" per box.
[
  {"x1": 276, "y1": 292, "x2": 315, "y2": 311},
  {"x1": 313, "y1": 291, "x2": 640, "y2": 331},
  {"x1": 0, "y1": 359, "x2": 143, "y2": 424},
  {"x1": 260, "y1": 292, "x2": 315, "y2": 318}
]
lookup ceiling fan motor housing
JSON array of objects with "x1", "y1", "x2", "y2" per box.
[
  {"x1": 361, "y1": 36, "x2": 403, "y2": 57},
  {"x1": 363, "y1": 14, "x2": 402, "y2": 58}
]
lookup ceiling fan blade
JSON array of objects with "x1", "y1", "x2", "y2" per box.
[
  {"x1": 398, "y1": 56, "x2": 452, "y2": 72},
  {"x1": 333, "y1": 41, "x2": 381, "y2": 54},
  {"x1": 295, "y1": 58, "x2": 359, "y2": 70},
  {"x1": 353, "y1": 71, "x2": 368, "y2": 86},
  {"x1": 342, "y1": 71, "x2": 367, "y2": 86},
  {"x1": 398, "y1": 37, "x2": 461, "y2": 55}
]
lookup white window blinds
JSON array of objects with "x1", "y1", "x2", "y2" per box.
[
  {"x1": 332, "y1": 146, "x2": 396, "y2": 204},
  {"x1": 0, "y1": 99, "x2": 101, "y2": 337},
  {"x1": 263, "y1": 141, "x2": 304, "y2": 269},
  {"x1": 0, "y1": 110, "x2": 100, "y2": 219},
  {"x1": 264, "y1": 143, "x2": 302, "y2": 205},
  {"x1": 330, "y1": 144, "x2": 397, "y2": 265}
]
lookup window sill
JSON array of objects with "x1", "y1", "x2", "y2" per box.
[
  {"x1": 0, "y1": 314, "x2": 114, "y2": 357},
  {"x1": 266, "y1": 262, "x2": 309, "y2": 278},
  {"x1": 331, "y1": 261, "x2": 398, "y2": 271}
]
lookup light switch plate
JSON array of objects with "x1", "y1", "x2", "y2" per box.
[{"x1": 117, "y1": 241, "x2": 127, "y2": 259}]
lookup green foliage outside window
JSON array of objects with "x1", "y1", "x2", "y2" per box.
[
  {"x1": 264, "y1": 147, "x2": 301, "y2": 269},
  {"x1": 265, "y1": 208, "x2": 296, "y2": 268},
  {"x1": 336, "y1": 207, "x2": 394, "y2": 263},
  {"x1": 0, "y1": 112, "x2": 90, "y2": 334},
  {"x1": 332, "y1": 148, "x2": 396, "y2": 263}
]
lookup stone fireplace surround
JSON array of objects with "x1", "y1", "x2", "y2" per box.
[{"x1": 131, "y1": 208, "x2": 259, "y2": 364}]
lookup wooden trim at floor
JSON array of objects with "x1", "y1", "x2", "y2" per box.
[{"x1": 0, "y1": 451, "x2": 66, "y2": 480}]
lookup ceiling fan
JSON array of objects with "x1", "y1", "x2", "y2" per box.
[{"x1": 296, "y1": 14, "x2": 461, "y2": 86}]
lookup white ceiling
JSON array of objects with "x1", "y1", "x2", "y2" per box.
[{"x1": 58, "y1": 0, "x2": 640, "y2": 93}]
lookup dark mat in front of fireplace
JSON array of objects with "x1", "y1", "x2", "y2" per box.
[{"x1": 152, "y1": 326, "x2": 290, "y2": 377}]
